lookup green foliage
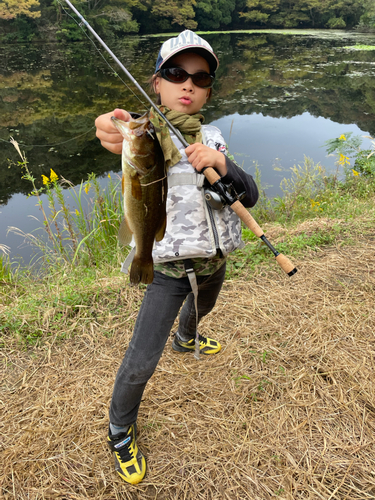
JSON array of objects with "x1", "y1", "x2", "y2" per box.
[
  {"x1": 9, "y1": 139, "x2": 124, "y2": 270},
  {"x1": 195, "y1": 0, "x2": 236, "y2": 30},
  {"x1": 275, "y1": 157, "x2": 329, "y2": 219},
  {"x1": 240, "y1": 0, "x2": 280, "y2": 25},
  {"x1": 6, "y1": 14, "x2": 37, "y2": 41},
  {"x1": 56, "y1": 19, "x2": 85, "y2": 42},
  {"x1": 324, "y1": 133, "x2": 362, "y2": 156},
  {"x1": 251, "y1": 163, "x2": 276, "y2": 223},
  {"x1": 325, "y1": 133, "x2": 375, "y2": 179},
  {"x1": 99, "y1": 5, "x2": 139, "y2": 34},
  {"x1": 354, "y1": 150, "x2": 375, "y2": 176},
  {"x1": 1, "y1": 0, "x2": 374, "y2": 38},
  {"x1": 357, "y1": 0, "x2": 375, "y2": 32},
  {"x1": 326, "y1": 16, "x2": 346, "y2": 29},
  {"x1": 0, "y1": 253, "x2": 14, "y2": 282},
  {"x1": 151, "y1": 0, "x2": 197, "y2": 30}
]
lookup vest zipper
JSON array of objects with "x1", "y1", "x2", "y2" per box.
[{"x1": 207, "y1": 204, "x2": 220, "y2": 251}]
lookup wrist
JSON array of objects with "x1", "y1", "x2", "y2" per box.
[{"x1": 215, "y1": 152, "x2": 227, "y2": 176}]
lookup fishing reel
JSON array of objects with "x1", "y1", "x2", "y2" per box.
[{"x1": 204, "y1": 178, "x2": 245, "y2": 210}]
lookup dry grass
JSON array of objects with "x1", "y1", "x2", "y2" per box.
[{"x1": 1, "y1": 238, "x2": 375, "y2": 499}]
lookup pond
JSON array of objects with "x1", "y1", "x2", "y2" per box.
[{"x1": 1, "y1": 29, "x2": 375, "y2": 263}]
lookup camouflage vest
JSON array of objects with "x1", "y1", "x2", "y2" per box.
[{"x1": 152, "y1": 125, "x2": 243, "y2": 264}]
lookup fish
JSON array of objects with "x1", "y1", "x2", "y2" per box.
[{"x1": 112, "y1": 113, "x2": 167, "y2": 285}]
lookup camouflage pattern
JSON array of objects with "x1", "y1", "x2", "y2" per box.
[
  {"x1": 152, "y1": 125, "x2": 242, "y2": 266},
  {"x1": 154, "y1": 254, "x2": 226, "y2": 278}
]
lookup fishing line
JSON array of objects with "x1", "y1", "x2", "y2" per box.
[
  {"x1": 56, "y1": 0, "x2": 148, "y2": 111},
  {"x1": 0, "y1": 127, "x2": 96, "y2": 148}
]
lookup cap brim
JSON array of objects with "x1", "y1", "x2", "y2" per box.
[{"x1": 158, "y1": 46, "x2": 219, "y2": 74}]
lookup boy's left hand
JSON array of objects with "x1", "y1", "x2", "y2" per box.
[{"x1": 185, "y1": 143, "x2": 227, "y2": 177}]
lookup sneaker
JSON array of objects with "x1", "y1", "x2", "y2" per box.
[
  {"x1": 107, "y1": 424, "x2": 146, "y2": 485},
  {"x1": 172, "y1": 333, "x2": 221, "y2": 355}
]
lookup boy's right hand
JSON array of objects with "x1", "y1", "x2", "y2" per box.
[{"x1": 95, "y1": 108, "x2": 130, "y2": 155}]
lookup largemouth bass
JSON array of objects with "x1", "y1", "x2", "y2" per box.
[{"x1": 112, "y1": 113, "x2": 167, "y2": 285}]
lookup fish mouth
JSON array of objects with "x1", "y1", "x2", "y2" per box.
[
  {"x1": 129, "y1": 120, "x2": 150, "y2": 136},
  {"x1": 112, "y1": 113, "x2": 151, "y2": 138}
]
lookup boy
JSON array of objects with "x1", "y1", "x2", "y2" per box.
[{"x1": 95, "y1": 30, "x2": 259, "y2": 484}]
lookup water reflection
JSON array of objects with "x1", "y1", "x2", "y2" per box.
[
  {"x1": 213, "y1": 112, "x2": 372, "y2": 192},
  {"x1": 1, "y1": 31, "x2": 375, "y2": 260}
]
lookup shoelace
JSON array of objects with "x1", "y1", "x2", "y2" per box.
[
  {"x1": 198, "y1": 335, "x2": 208, "y2": 345},
  {"x1": 184, "y1": 334, "x2": 207, "y2": 346},
  {"x1": 115, "y1": 435, "x2": 135, "y2": 462}
]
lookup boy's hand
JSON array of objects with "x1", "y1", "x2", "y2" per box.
[
  {"x1": 185, "y1": 143, "x2": 227, "y2": 177},
  {"x1": 95, "y1": 108, "x2": 131, "y2": 155}
]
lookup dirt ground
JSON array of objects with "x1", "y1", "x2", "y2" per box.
[{"x1": 1, "y1": 239, "x2": 375, "y2": 499}]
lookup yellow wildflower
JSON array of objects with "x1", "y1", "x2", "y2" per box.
[
  {"x1": 75, "y1": 209, "x2": 80, "y2": 215},
  {"x1": 50, "y1": 169, "x2": 58, "y2": 183},
  {"x1": 338, "y1": 154, "x2": 350, "y2": 166},
  {"x1": 85, "y1": 183, "x2": 90, "y2": 194},
  {"x1": 352, "y1": 169, "x2": 359, "y2": 176},
  {"x1": 339, "y1": 134, "x2": 346, "y2": 141},
  {"x1": 108, "y1": 173, "x2": 111, "y2": 179},
  {"x1": 42, "y1": 174, "x2": 50, "y2": 185}
]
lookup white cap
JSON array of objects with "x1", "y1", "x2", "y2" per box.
[{"x1": 155, "y1": 30, "x2": 219, "y2": 74}]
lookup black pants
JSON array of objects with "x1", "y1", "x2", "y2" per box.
[{"x1": 109, "y1": 264, "x2": 226, "y2": 426}]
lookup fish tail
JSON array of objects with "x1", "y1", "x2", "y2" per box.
[{"x1": 130, "y1": 256, "x2": 154, "y2": 285}]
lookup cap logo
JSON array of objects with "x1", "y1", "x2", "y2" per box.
[{"x1": 161, "y1": 30, "x2": 212, "y2": 60}]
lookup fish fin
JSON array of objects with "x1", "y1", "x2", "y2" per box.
[
  {"x1": 155, "y1": 216, "x2": 167, "y2": 242},
  {"x1": 118, "y1": 217, "x2": 133, "y2": 246},
  {"x1": 131, "y1": 175, "x2": 142, "y2": 200},
  {"x1": 121, "y1": 173, "x2": 125, "y2": 196},
  {"x1": 130, "y1": 256, "x2": 154, "y2": 285}
]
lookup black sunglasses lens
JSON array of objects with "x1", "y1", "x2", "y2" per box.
[
  {"x1": 162, "y1": 68, "x2": 214, "y2": 88},
  {"x1": 165, "y1": 68, "x2": 188, "y2": 82},
  {"x1": 192, "y1": 72, "x2": 214, "y2": 88}
]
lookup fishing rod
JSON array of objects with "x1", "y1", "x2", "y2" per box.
[{"x1": 63, "y1": 0, "x2": 297, "y2": 277}]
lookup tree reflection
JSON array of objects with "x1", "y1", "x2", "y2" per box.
[{"x1": 1, "y1": 32, "x2": 375, "y2": 203}]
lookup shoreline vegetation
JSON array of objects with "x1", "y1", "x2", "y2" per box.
[
  {"x1": 1, "y1": 132, "x2": 375, "y2": 345},
  {"x1": 1, "y1": 1, "x2": 375, "y2": 44},
  {"x1": 2, "y1": 135, "x2": 375, "y2": 498}
]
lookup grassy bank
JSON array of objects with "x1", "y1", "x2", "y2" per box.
[
  {"x1": 1, "y1": 134, "x2": 375, "y2": 346},
  {"x1": 2, "y1": 137, "x2": 375, "y2": 498}
]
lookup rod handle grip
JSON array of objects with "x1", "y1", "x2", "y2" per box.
[
  {"x1": 203, "y1": 168, "x2": 264, "y2": 237},
  {"x1": 276, "y1": 254, "x2": 297, "y2": 276},
  {"x1": 230, "y1": 200, "x2": 264, "y2": 238}
]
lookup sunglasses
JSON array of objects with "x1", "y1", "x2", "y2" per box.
[{"x1": 159, "y1": 67, "x2": 215, "y2": 88}]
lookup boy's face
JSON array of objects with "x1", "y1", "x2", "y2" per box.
[{"x1": 154, "y1": 52, "x2": 211, "y2": 115}]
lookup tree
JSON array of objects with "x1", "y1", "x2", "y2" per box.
[
  {"x1": 358, "y1": 0, "x2": 375, "y2": 30},
  {"x1": 195, "y1": 0, "x2": 236, "y2": 30},
  {"x1": 239, "y1": 0, "x2": 280, "y2": 25},
  {"x1": 151, "y1": 0, "x2": 197, "y2": 29},
  {"x1": 0, "y1": 0, "x2": 41, "y2": 19}
]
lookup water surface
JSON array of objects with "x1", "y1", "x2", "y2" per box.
[{"x1": 1, "y1": 30, "x2": 375, "y2": 262}]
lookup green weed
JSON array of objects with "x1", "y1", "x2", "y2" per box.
[
  {"x1": 0, "y1": 249, "x2": 14, "y2": 283},
  {"x1": 9, "y1": 138, "x2": 124, "y2": 270}
]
